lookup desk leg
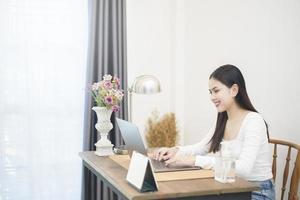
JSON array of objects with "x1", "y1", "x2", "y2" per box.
[{"x1": 82, "y1": 161, "x2": 129, "y2": 200}]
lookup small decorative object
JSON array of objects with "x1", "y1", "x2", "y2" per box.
[
  {"x1": 91, "y1": 74, "x2": 124, "y2": 156},
  {"x1": 145, "y1": 111, "x2": 179, "y2": 148}
]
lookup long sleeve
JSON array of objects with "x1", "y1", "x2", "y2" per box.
[
  {"x1": 194, "y1": 155, "x2": 216, "y2": 169},
  {"x1": 176, "y1": 126, "x2": 216, "y2": 169}
]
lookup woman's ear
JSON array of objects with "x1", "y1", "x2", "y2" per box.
[{"x1": 231, "y1": 84, "x2": 239, "y2": 97}]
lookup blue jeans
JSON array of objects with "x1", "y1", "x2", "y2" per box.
[{"x1": 251, "y1": 179, "x2": 275, "y2": 200}]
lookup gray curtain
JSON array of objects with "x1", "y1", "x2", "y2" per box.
[{"x1": 82, "y1": 0, "x2": 127, "y2": 199}]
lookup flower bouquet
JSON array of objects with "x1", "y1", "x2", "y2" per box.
[{"x1": 91, "y1": 74, "x2": 124, "y2": 112}]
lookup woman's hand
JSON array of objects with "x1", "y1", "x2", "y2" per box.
[
  {"x1": 164, "y1": 155, "x2": 196, "y2": 167},
  {"x1": 151, "y1": 147, "x2": 179, "y2": 161}
]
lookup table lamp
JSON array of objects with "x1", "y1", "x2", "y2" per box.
[{"x1": 128, "y1": 75, "x2": 161, "y2": 122}]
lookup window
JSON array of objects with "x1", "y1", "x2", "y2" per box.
[{"x1": 0, "y1": 0, "x2": 87, "y2": 199}]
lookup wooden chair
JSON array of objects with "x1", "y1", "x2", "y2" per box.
[{"x1": 269, "y1": 138, "x2": 300, "y2": 200}]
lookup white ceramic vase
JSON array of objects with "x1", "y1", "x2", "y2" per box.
[{"x1": 92, "y1": 106, "x2": 114, "y2": 156}]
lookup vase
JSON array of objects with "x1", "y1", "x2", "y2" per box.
[{"x1": 92, "y1": 106, "x2": 114, "y2": 156}]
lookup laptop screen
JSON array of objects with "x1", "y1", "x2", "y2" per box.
[{"x1": 116, "y1": 118, "x2": 147, "y2": 156}]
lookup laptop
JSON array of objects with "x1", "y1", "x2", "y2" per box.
[{"x1": 116, "y1": 118, "x2": 200, "y2": 172}]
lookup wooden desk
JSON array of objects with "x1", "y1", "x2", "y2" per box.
[{"x1": 79, "y1": 151, "x2": 259, "y2": 200}]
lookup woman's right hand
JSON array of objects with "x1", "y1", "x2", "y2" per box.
[{"x1": 151, "y1": 147, "x2": 179, "y2": 161}]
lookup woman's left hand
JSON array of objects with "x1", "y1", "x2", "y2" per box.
[{"x1": 164, "y1": 155, "x2": 196, "y2": 167}]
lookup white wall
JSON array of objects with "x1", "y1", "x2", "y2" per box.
[
  {"x1": 126, "y1": 0, "x2": 176, "y2": 144},
  {"x1": 127, "y1": 0, "x2": 300, "y2": 146}
]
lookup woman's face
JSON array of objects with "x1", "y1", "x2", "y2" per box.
[{"x1": 208, "y1": 78, "x2": 238, "y2": 112}]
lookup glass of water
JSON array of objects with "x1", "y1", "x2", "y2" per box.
[{"x1": 214, "y1": 156, "x2": 236, "y2": 183}]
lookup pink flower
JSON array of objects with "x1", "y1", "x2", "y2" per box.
[
  {"x1": 104, "y1": 81, "x2": 113, "y2": 89},
  {"x1": 105, "y1": 96, "x2": 113, "y2": 105},
  {"x1": 112, "y1": 105, "x2": 120, "y2": 112}
]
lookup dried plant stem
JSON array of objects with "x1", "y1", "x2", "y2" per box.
[{"x1": 145, "y1": 112, "x2": 179, "y2": 148}]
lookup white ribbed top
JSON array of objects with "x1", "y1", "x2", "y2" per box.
[{"x1": 178, "y1": 112, "x2": 273, "y2": 181}]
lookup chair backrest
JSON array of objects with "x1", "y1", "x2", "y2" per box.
[{"x1": 269, "y1": 138, "x2": 300, "y2": 200}]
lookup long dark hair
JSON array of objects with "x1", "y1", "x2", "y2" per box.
[{"x1": 208, "y1": 64, "x2": 269, "y2": 153}]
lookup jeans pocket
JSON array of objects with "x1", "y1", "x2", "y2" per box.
[
  {"x1": 252, "y1": 190, "x2": 274, "y2": 200},
  {"x1": 252, "y1": 191, "x2": 265, "y2": 200},
  {"x1": 251, "y1": 180, "x2": 275, "y2": 200}
]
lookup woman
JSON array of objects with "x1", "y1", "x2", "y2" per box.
[{"x1": 152, "y1": 64, "x2": 275, "y2": 200}]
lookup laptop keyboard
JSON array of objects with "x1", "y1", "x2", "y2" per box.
[
  {"x1": 149, "y1": 158, "x2": 201, "y2": 172},
  {"x1": 150, "y1": 158, "x2": 170, "y2": 169}
]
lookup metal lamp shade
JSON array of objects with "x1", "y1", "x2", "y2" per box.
[{"x1": 130, "y1": 75, "x2": 161, "y2": 94}]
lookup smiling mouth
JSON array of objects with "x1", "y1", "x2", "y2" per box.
[{"x1": 214, "y1": 101, "x2": 220, "y2": 107}]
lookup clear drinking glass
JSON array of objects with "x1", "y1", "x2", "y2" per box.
[{"x1": 214, "y1": 156, "x2": 236, "y2": 183}]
